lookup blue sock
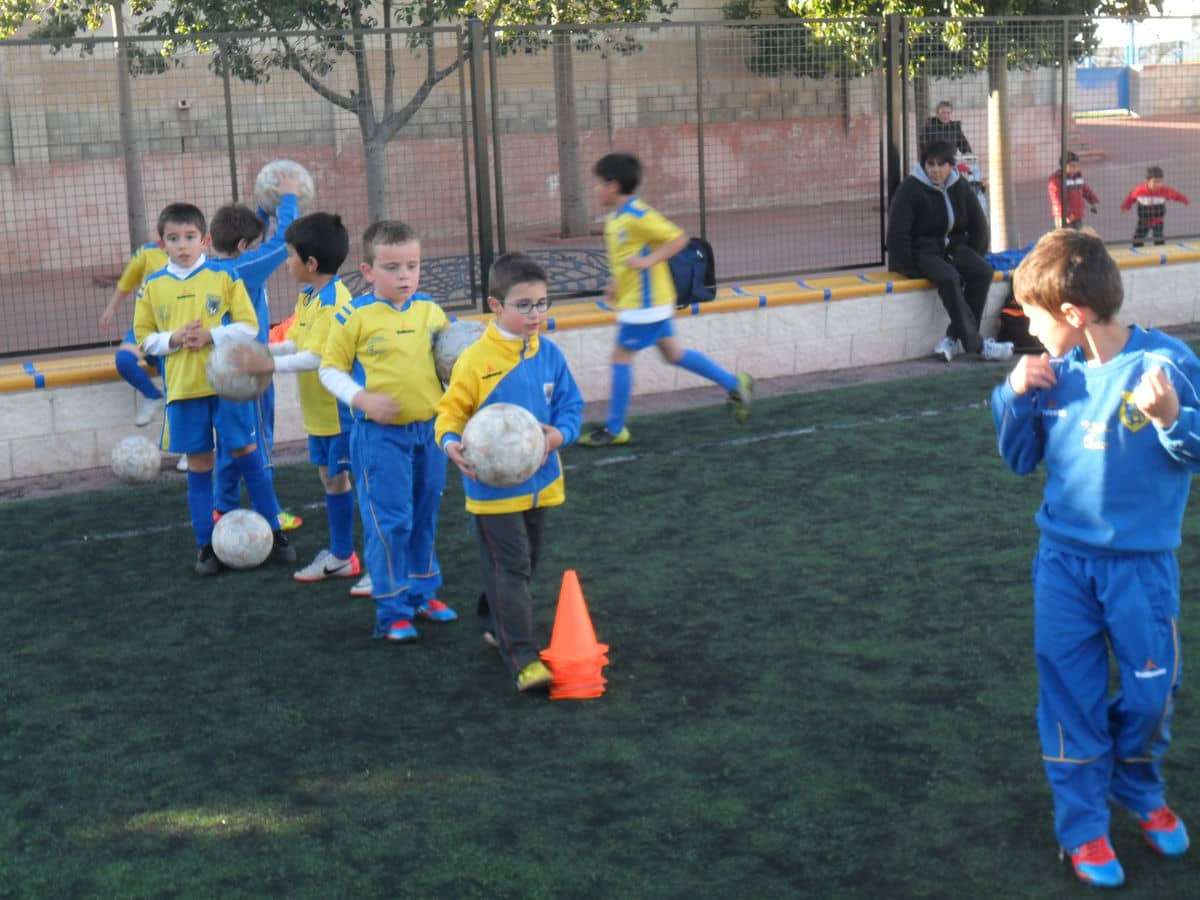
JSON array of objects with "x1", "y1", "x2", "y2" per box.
[
  {"x1": 678, "y1": 349, "x2": 737, "y2": 392},
  {"x1": 115, "y1": 349, "x2": 162, "y2": 399},
  {"x1": 326, "y1": 490, "x2": 355, "y2": 560},
  {"x1": 234, "y1": 452, "x2": 282, "y2": 525},
  {"x1": 187, "y1": 470, "x2": 215, "y2": 546},
  {"x1": 606, "y1": 363, "x2": 633, "y2": 434}
]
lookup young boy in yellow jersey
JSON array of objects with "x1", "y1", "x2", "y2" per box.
[
  {"x1": 579, "y1": 152, "x2": 752, "y2": 447},
  {"x1": 319, "y1": 221, "x2": 458, "y2": 641},
  {"x1": 436, "y1": 254, "x2": 584, "y2": 692},
  {"x1": 101, "y1": 242, "x2": 171, "y2": 429},
  {"x1": 232, "y1": 212, "x2": 363, "y2": 585},
  {"x1": 133, "y1": 202, "x2": 296, "y2": 576}
]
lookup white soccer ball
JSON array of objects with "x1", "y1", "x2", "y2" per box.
[
  {"x1": 462, "y1": 402, "x2": 547, "y2": 488},
  {"x1": 207, "y1": 338, "x2": 273, "y2": 402},
  {"x1": 434, "y1": 319, "x2": 487, "y2": 384},
  {"x1": 111, "y1": 434, "x2": 161, "y2": 483},
  {"x1": 253, "y1": 159, "x2": 315, "y2": 215},
  {"x1": 211, "y1": 509, "x2": 274, "y2": 570}
]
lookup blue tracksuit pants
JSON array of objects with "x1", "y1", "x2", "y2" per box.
[{"x1": 1033, "y1": 546, "x2": 1182, "y2": 850}]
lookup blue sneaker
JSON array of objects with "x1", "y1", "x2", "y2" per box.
[
  {"x1": 385, "y1": 620, "x2": 417, "y2": 642},
  {"x1": 1067, "y1": 836, "x2": 1125, "y2": 888},
  {"x1": 416, "y1": 599, "x2": 458, "y2": 623},
  {"x1": 1138, "y1": 806, "x2": 1190, "y2": 857}
]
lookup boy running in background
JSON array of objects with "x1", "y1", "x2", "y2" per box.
[
  {"x1": 208, "y1": 172, "x2": 303, "y2": 531},
  {"x1": 232, "y1": 212, "x2": 362, "y2": 584},
  {"x1": 1121, "y1": 165, "x2": 1190, "y2": 248},
  {"x1": 133, "y1": 202, "x2": 296, "y2": 575},
  {"x1": 319, "y1": 221, "x2": 457, "y2": 641},
  {"x1": 578, "y1": 152, "x2": 752, "y2": 447},
  {"x1": 102, "y1": 241, "x2": 169, "y2": 429},
  {"x1": 992, "y1": 229, "x2": 1196, "y2": 888},
  {"x1": 436, "y1": 253, "x2": 584, "y2": 692}
]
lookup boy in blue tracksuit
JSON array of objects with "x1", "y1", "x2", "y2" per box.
[
  {"x1": 208, "y1": 172, "x2": 302, "y2": 529},
  {"x1": 991, "y1": 229, "x2": 1197, "y2": 889},
  {"x1": 435, "y1": 253, "x2": 584, "y2": 692}
]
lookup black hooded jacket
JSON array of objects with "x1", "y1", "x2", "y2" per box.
[
  {"x1": 918, "y1": 117, "x2": 973, "y2": 156},
  {"x1": 886, "y1": 166, "x2": 989, "y2": 277}
]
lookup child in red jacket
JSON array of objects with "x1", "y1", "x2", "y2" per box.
[
  {"x1": 1122, "y1": 166, "x2": 1190, "y2": 247},
  {"x1": 1048, "y1": 152, "x2": 1099, "y2": 229}
]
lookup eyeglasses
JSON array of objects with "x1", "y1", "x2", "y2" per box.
[{"x1": 506, "y1": 298, "x2": 552, "y2": 315}]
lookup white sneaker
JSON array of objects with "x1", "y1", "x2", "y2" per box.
[
  {"x1": 349, "y1": 573, "x2": 372, "y2": 598},
  {"x1": 294, "y1": 549, "x2": 361, "y2": 583},
  {"x1": 933, "y1": 336, "x2": 957, "y2": 363},
  {"x1": 135, "y1": 394, "x2": 164, "y2": 427},
  {"x1": 176, "y1": 454, "x2": 189, "y2": 472},
  {"x1": 981, "y1": 337, "x2": 1014, "y2": 361}
]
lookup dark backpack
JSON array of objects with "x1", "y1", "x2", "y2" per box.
[
  {"x1": 669, "y1": 237, "x2": 717, "y2": 308},
  {"x1": 997, "y1": 285, "x2": 1045, "y2": 354}
]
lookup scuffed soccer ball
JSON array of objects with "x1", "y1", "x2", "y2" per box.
[
  {"x1": 462, "y1": 403, "x2": 547, "y2": 488},
  {"x1": 434, "y1": 319, "x2": 487, "y2": 384},
  {"x1": 111, "y1": 434, "x2": 161, "y2": 483},
  {"x1": 253, "y1": 159, "x2": 315, "y2": 215},
  {"x1": 211, "y1": 509, "x2": 274, "y2": 570},
  {"x1": 207, "y1": 338, "x2": 273, "y2": 402}
]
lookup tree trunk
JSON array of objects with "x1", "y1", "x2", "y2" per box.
[
  {"x1": 112, "y1": 6, "x2": 148, "y2": 248},
  {"x1": 987, "y1": 43, "x2": 1017, "y2": 252},
  {"x1": 553, "y1": 30, "x2": 589, "y2": 238},
  {"x1": 363, "y1": 132, "x2": 390, "y2": 223}
]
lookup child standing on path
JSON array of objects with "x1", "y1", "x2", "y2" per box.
[
  {"x1": 319, "y1": 221, "x2": 457, "y2": 642},
  {"x1": 578, "y1": 152, "x2": 751, "y2": 447},
  {"x1": 1048, "y1": 152, "x2": 1100, "y2": 230},
  {"x1": 436, "y1": 253, "x2": 584, "y2": 692},
  {"x1": 1121, "y1": 166, "x2": 1190, "y2": 248},
  {"x1": 991, "y1": 229, "x2": 1195, "y2": 889}
]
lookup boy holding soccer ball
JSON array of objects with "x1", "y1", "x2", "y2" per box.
[
  {"x1": 579, "y1": 152, "x2": 752, "y2": 447},
  {"x1": 992, "y1": 229, "x2": 1197, "y2": 888},
  {"x1": 435, "y1": 253, "x2": 584, "y2": 692},
  {"x1": 133, "y1": 202, "x2": 295, "y2": 575},
  {"x1": 318, "y1": 221, "x2": 458, "y2": 642}
]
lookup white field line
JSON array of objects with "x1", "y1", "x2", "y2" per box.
[{"x1": 10, "y1": 400, "x2": 987, "y2": 553}]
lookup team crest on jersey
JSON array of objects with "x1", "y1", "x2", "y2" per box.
[
  {"x1": 205, "y1": 294, "x2": 221, "y2": 316},
  {"x1": 1118, "y1": 391, "x2": 1150, "y2": 432},
  {"x1": 544, "y1": 382, "x2": 554, "y2": 405},
  {"x1": 364, "y1": 335, "x2": 387, "y2": 356}
]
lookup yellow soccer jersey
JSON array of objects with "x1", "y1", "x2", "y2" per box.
[
  {"x1": 605, "y1": 196, "x2": 685, "y2": 314},
  {"x1": 133, "y1": 263, "x2": 258, "y2": 403},
  {"x1": 116, "y1": 243, "x2": 168, "y2": 294},
  {"x1": 322, "y1": 292, "x2": 448, "y2": 425},
  {"x1": 288, "y1": 278, "x2": 352, "y2": 437}
]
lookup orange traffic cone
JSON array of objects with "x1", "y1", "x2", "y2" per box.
[{"x1": 541, "y1": 570, "x2": 609, "y2": 700}]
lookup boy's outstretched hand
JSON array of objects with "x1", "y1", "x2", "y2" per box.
[
  {"x1": 1009, "y1": 353, "x2": 1057, "y2": 395},
  {"x1": 1133, "y1": 366, "x2": 1180, "y2": 429},
  {"x1": 443, "y1": 440, "x2": 476, "y2": 480}
]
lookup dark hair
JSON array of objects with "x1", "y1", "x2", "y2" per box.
[
  {"x1": 1062, "y1": 151, "x2": 1080, "y2": 167},
  {"x1": 936, "y1": 100, "x2": 953, "y2": 111},
  {"x1": 488, "y1": 252, "x2": 548, "y2": 303},
  {"x1": 593, "y1": 152, "x2": 641, "y2": 194},
  {"x1": 362, "y1": 220, "x2": 418, "y2": 264},
  {"x1": 919, "y1": 140, "x2": 956, "y2": 166},
  {"x1": 285, "y1": 212, "x2": 350, "y2": 274},
  {"x1": 1147, "y1": 165, "x2": 1164, "y2": 180},
  {"x1": 156, "y1": 202, "x2": 206, "y2": 237},
  {"x1": 209, "y1": 204, "x2": 265, "y2": 255},
  {"x1": 1013, "y1": 228, "x2": 1123, "y2": 322}
]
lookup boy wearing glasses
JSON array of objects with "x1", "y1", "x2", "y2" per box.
[
  {"x1": 319, "y1": 220, "x2": 458, "y2": 643},
  {"x1": 579, "y1": 152, "x2": 752, "y2": 447},
  {"x1": 436, "y1": 253, "x2": 584, "y2": 692}
]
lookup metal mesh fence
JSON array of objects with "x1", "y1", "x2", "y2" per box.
[{"x1": 4, "y1": 16, "x2": 1200, "y2": 358}]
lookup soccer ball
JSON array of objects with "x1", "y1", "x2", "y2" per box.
[
  {"x1": 462, "y1": 403, "x2": 547, "y2": 488},
  {"x1": 111, "y1": 434, "x2": 161, "y2": 483},
  {"x1": 433, "y1": 319, "x2": 487, "y2": 384},
  {"x1": 253, "y1": 159, "x2": 315, "y2": 215},
  {"x1": 207, "y1": 338, "x2": 273, "y2": 402},
  {"x1": 211, "y1": 509, "x2": 274, "y2": 570}
]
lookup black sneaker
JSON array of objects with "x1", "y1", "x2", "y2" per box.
[
  {"x1": 269, "y1": 530, "x2": 297, "y2": 564},
  {"x1": 194, "y1": 543, "x2": 221, "y2": 577},
  {"x1": 577, "y1": 425, "x2": 631, "y2": 448}
]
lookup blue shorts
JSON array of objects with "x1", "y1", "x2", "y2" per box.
[
  {"x1": 617, "y1": 318, "x2": 674, "y2": 351},
  {"x1": 123, "y1": 326, "x2": 164, "y2": 376},
  {"x1": 166, "y1": 395, "x2": 259, "y2": 455},
  {"x1": 308, "y1": 433, "x2": 353, "y2": 475}
]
